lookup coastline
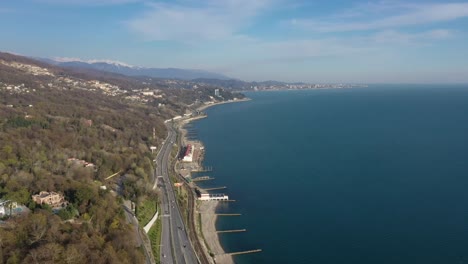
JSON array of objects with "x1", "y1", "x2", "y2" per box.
[
  {"x1": 196, "y1": 97, "x2": 251, "y2": 112},
  {"x1": 178, "y1": 98, "x2": 250, "y2": 264}
]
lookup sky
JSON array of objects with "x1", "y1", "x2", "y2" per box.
[{"x1": 1, "y1": 0, "x2": 468, "y2": 83}]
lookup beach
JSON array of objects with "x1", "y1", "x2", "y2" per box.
[{"x1": 198, "y1": 201, "x2": 234, "y2": 264}]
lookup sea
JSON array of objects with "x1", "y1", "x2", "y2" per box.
[{"x1": 190, "y1": 84, "x2": 468, "y2": 264}]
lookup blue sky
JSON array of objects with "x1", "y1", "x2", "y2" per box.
[{"x1": 1, "y1": 0, "x2": 468, "y2": 83}]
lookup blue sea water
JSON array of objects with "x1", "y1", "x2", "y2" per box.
[{"x1": 190, "y1": 85, "x2": 468, "y2": 264}]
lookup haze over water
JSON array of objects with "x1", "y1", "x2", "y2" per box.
[{"x1": 192, "y1": 85, "x2": 468, "y2": 264}]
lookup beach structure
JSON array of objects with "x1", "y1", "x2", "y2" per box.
[{"x1": 198, "y1": 193, "x2": 229, "y2": 201}]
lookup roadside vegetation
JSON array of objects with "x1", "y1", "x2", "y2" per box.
[
  {"x1": 198, "y1": 212, "x2": 214, "y2": 258},
  {"x1": 136, "y1": 198, "x2": 157, "y2": 227},
  {"x1": 148, "y1": 213, "x2": 162, "y2": 264}
]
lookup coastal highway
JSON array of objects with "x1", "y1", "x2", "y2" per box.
[{"x1": 155, "y1": 123, "x2": 199, "y2": 264}]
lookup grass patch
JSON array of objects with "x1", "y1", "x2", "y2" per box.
[
  {"x1": 171, "y1": 145, "x2": 178, "y2": 161},
  {"x1": 148, "y1": 214, "x2": 162, "y2": 264},
  {"x1": 198, "y1": 212, "x2": 213, "y2": 257},
  {"x1": 136, "y1": 199, "x2": 157, "y2": 227}
]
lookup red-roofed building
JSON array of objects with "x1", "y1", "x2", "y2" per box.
[{"x1": 182, "y1": 144, "x2": 194, "y2": 162}]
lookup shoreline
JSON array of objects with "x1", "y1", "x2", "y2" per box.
[
  {"x1": 196, "y1": 97, "x2": 251, "y2": 112},
  {"x1": 198, "y1": 201, "x2": 233, "y2": 264},
  {"x1": 178, "y1": 98, "x2": 250, "y2": 264}
]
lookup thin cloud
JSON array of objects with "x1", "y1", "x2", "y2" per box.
[
  {"x1": 291, "y1": 2, "x2": 468, "y2": 32},
  {"x1": 34, "y1": 0, "x2": 141, "y2": 6},
  {"x1": 126, "y1": 0, "x2": 273, "y2": 42},
  {"x1": 372, "y1": 29, "x2": 454, "y2": 44},
  {"x1": 0, "y1": 8, "x2": 14, "y2": 13}
]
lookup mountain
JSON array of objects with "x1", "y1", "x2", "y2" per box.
[{"x1": 39, "y1": 58, "x2": 231, "y2": 80}]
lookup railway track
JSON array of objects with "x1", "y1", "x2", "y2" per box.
[{"x1": 185, "y1": 183, "x2": 211, "y2": 264}]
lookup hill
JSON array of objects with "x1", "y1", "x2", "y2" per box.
[
  {"x1": 0, "y1": 52, "x2": 244, "y2": 263},
  {"x1": 40, "y1": 58, "x2": 231, "y2": 80}
]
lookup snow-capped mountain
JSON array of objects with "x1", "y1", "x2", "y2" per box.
[{"x1": 37, "y1": 57, "x2": 231, "y2": 80}]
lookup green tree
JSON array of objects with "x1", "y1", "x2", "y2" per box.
[{"x1": 5, "y1": 187, "x2": 30, "y2": 205}]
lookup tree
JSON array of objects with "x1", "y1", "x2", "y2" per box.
[
  {"x1": 0, "y1": 238, "x2": 4, "y2": 264},
  {"x1": 64, "y1": 244, "x2": 85, "y2": 264},
  {"x1": 26, "y1": 213, "x2": 47, "y2": 245},
  {"x1": 5, "y1": 187, "x2": 30, "y2": 205}
]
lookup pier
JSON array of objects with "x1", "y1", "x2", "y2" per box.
[
  {"x1": 219, "y1": 249, "x2": 262, "y2": 256},
  {"x1": 205, "y1": 186, "x2": 227, "y2": 191},
  {"x1": 216, "y1": 229, "x2": 246, "y2": 234},
  {"x1": 215, "y1": 213, "x2": 241, "y2": 216},
  {"x1": 192, "y1": 176, "x2": 215, "y2": 182},
  {"x1": 195, "y1": 166, "x2": 213, "y2": 172}
]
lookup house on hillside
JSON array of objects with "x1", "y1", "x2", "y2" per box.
[
  {"x1": 32, "y1": 191, "x2": 67, "y2": 208},
  {"x1": 0, "y1": 200, "x2": 18, "y2": 216},
  {"x1": 68, "y1": 158, "x2": 95, "y2": 169}
]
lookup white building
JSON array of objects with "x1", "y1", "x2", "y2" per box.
[
  {"x1": 198, "y1": 193, "x2": 229, "y2": 201},
  {"x1": 141, "y1": 91, "x2": 154, "y2": 96},
  {"x1": 0, "y1": 200, "x2": 18, "y2": 216}
]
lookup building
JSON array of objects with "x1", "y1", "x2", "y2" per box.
[
  {"x1": 141, "y1": 91, "x2": 154, "y2": 96},
  {"x1": 198, "y1": 193, "x2": 229, "y2": 201},
  {"x1": 0, "y1": 200, "x2": 18, "y2": 216},
  {"x1": 32, "y1": 191, "x2": 67, "y2": 208},
  {"x1": 182, "y1": 144, "x2": 194, "y2": 162},
  {"x1": 68, "y1": 158, "x2": 95, "y2": 169},
  {"x1": 214, "y1": 89, "x2": 220, "y2": 97}
]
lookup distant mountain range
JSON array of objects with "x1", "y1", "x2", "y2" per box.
[
  {"x1": 31, "y1": 56, "x2": 364, "y2": 91},
  {"x1": 37, "y1": 57, "x2": 231, "y2": 80}
]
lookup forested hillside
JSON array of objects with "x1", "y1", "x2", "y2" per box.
[{"x1": 0, "y1": 52, "x2": 244, "y2": 263}]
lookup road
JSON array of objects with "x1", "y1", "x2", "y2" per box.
[{"x1": 155, "y1": 123, "x2": 199, "y2": 264}]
